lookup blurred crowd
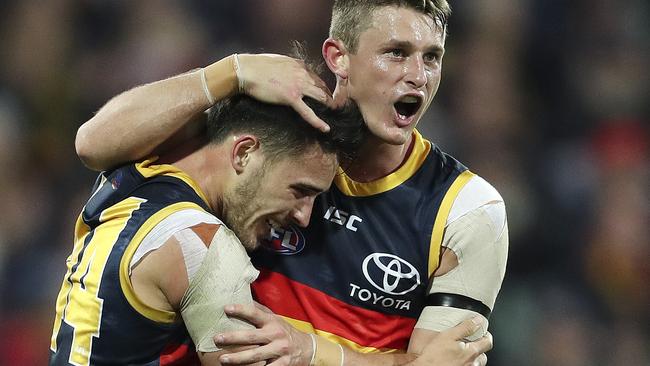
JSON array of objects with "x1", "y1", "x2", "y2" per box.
[{"x1": 0, "y1": 1, "x2": 647, "y2": 365}]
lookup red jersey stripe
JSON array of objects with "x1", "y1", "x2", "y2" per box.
[
  {"x1": 282, "y1": 316, "x2": 400, "y2": 353},
  {"x1": 252, "y1": 269, "x2": 416, "y2": 351}
]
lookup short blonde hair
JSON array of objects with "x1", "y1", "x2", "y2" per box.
[{"x1": 330, "y1": 0, "x2": 451, "y2": 53}]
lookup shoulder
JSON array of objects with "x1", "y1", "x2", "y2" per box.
[
  {"x1": 132, "y1": 208, "x2": 222, "y2": 268},
  {"x1": 448, "y1": 174, "x2": 506, "y2": 228},
  {"x1": 130, "y1": 209, "x2": 226, "y2": 311}
]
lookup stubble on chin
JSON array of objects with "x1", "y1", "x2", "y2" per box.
[
  {"x1": 221, "y1": 173, "x2": 264, "y2": 252},
  {"x1": 219, "y1": 202, "x2": 258, "y2": 251}
]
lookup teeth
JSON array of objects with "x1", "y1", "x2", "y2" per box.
[{"x1": 400, "y1": 96, "x2": 419, "y2": 103}]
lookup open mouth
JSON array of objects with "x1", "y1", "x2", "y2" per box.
[{"x1": 394, "y1": 95, "x2": 423, "y2": 119}]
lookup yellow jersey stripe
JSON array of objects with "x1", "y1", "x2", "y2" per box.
[
  {"x1": 334, "y1": 130, "x2": 431, "y2": 197},
  {"x1": 281, "y1": 316, "x2": 400, "y2": 354},
  {"x1": 428, "y1": 170, "x2": 475, "y2": 277},
  {"x1": 135, "y1": 158, "x2": 212, "y2": 210},
  {"x1": 119, "y1": 201, "x2": 208, "y2": 323}
]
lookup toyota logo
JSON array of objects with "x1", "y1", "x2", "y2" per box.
[{"x1": 362, "y1": 253, "x2": 420, "y2": 295}]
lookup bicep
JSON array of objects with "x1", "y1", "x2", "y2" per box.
[
  {"x1": 436, "y1": 201, "x2": 508, "y2": 309},
  {"x1": 180, "y1": 226, "x2": 259, "y2": 353},
  {"x1": 416, "y1": 202, "x2": 508, "y2": 339}
]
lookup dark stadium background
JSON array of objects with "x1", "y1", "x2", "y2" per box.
[{"x1": 0, "y1": 1, "x2": 647, "y2": 365}]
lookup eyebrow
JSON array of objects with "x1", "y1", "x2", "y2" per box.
[
  {"x1": 291, "y1": 182, "x2": 327, "y2": 195},
  {"x1": 381, "y1": 39, "x2": 444, "y2": 55}
]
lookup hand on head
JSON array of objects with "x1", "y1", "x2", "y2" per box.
[{"x1": 236, "y1": 54, "x2": 336, "y2": 132}]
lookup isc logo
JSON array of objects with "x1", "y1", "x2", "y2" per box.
[{"x1": 323, "y1": 206, "x2": 362, "y2": 232}]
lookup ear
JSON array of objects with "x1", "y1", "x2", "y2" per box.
[
  {"x1": 322, "y1": 37, "x2": 349, "y2": 80},
  {"x1": 230, "y1": 135, "x2": 260, "y2": 174}
]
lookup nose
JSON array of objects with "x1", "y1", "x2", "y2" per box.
[
  {"x1": 291, "y1": 197, "x2": 315, "y2": 228},
  {"x1": 404, "y1": 55, "x2": 427, "y2": 89}
]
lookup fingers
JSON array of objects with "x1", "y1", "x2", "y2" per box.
[
  {"x1": 214, "y1": 328, "x2": 272, "y2": 347},
  {"x1": 331, "y1": 75, "x2": 349, "y2": 109},
  {"x1": 446, "y1": 317, "x2": 484, "y2": 341},
  {"x1": 219, "y1": 346, "x2": 268, "y2": 365},
  {"x1": 473, "y1": 353, "x2": 488, "y2": 366},
  {"x1": 460, "y1": 333, "x2": 492, "y2": 366},
  {"x1": 253, "y1": 301, "x2": 273, "y2": 314},
  {"x1": 306, "y1": 71, "x2": 335, "y2": 109},
  {"x1": 470, "y1": 332, "x2": 493, "y2": 354},
  {"x1": 224, "y1": 304, "x2": 271, "y2": 328},
  {"x1": 304, "y1": 84, "x2": 334, "y2": 109},
  {"x1": 219, "y1": 347, "x2": 266, "y2": 365},
  {"x1": 220, "y1": 340, "x2": 292, "y2": 365},
  {"x1": 292, "y1": 99, "x2": 330, "y2": 133}
]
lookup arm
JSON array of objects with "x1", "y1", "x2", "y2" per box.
[
  {"x1": 213, "y1": 304, "x2": 491, "y2": 366},
  {"x1": 405, "y1": 180, "x2": 507, "y2": 365},
  {"x1": 130, "y1": 213, "x2": 267, "y2": 366},
  {"x1": 414, "y1": 198, "x2": 508, "y2": 339},
  {"x1": 213, "y1": 181, "x2": 507, "y2": 365},
  {"x1": 76, "y1": 54, "x2": 333, "y2": 171}
]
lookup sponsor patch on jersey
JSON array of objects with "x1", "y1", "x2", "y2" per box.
[
  {"x1": 362, "y1": 253, "x2": 420, "y2": 295},
  {"x1": 260, "y1": 225, "x2": 305, "y2": 255}
]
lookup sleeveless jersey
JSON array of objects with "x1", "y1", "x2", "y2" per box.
[
  {"x1": 49, "y1": 159, "x2": 209, "y2": 366},
  {"x1": 252, "y1": 130, "x2": 474, "y2": 353}
]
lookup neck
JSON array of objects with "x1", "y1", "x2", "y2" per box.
[
  {"x1": 165, "y1": 143, "x2": 226, "y2": 216},
  {"x1": 344, "y1": 132, "x2": 415, "y2": 182}
]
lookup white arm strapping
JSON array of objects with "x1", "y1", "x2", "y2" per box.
[
  {"x1": 130, "y1": 208, "x2": 219, "y2": 274},
  {"x1": 179, "y1": 226, "x2": 259, "y2": 352},
  {"x1": 415, "y1": 176, "x2": 508, "y2": 341}
]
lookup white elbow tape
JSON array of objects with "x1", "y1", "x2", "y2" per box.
[
  {"x1": 180, "y1": 226, "x2": 259, "y2": 352},
  {"x1": 416, "y1": 203, "x2": 508, "y2": 341}
]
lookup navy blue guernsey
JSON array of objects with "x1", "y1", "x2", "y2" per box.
[
  {"x1": 49, "y1": 159, "x2": 207, "y2": 366},
  {"x1": 252, "y1": 130, "x2": 474, "y2": 352}
]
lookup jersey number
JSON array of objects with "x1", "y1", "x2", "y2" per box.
[{"x1": 50, "y1": 197, "x2": 144, "y2": 366}]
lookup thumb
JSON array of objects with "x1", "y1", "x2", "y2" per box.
[{"x1": 332, "y1": 75, "x2": 349, "y2": 108}]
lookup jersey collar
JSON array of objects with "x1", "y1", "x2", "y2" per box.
[
  {"x1": 334, "y1": 129, "x2": 431, "y2": 197},
  {"x1": 135, "y1": 157, "x2": 213, "y2": 210}
]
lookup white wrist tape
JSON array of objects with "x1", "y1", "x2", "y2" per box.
[
  {"x1": 233, "y1": 53, "x2": 245, "y2": 93},
  {"x1": 199, "y1": 68, "x2": 215, "y2": 105},
  {"x1": 309, "y1": 334, "x2": 317, "y2": 366}
]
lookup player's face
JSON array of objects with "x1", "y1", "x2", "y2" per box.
[
  {"x1": 223, "y1": 145, "x2": 337, "y2": 250},
  {"x1": 346, "y1": 6, "x2": 445, "y2": 145}
]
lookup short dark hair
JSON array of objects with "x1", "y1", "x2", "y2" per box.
[
  {"x1": 330, "y1": 0, "x2": 451, "y2": 53},
  {"x1": 207, "y1": 95, "x2": 367, "y2": 163}
]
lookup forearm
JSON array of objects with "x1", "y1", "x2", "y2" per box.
[
  {"x1": 76, "y1": 56, "x2": 237, "y2": 170},
  {"x1": 341, "y1": 349, "x2": 416, "y2": 366},
  {"x1": 307, "y1": 334, "x2": 416, "y2": 366}
]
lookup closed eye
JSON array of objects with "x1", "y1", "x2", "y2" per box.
[{"x1": 290, "y1": 184, "x2": 323, "y2": 199}]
